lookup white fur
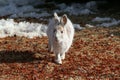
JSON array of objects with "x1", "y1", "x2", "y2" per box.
[{"x1": 47, "y1": 13, "x2": 74, "y2": 64}]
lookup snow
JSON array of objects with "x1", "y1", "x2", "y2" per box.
[
  {"x1": 0, "y1": 19, "x2": 47, "y2": 38},
  {"x1": 73, "y1": 24, "x2": 85, "y2": 30},
  {"x1": 85, "y1": 1, "x2": 97, "y2": 10},
  {"x1": 98, "y1": 19, "x2": 120, "y2": 27},
  {"x1": 0, "y1": 0, "x2": 100, "y2": 18},
  {"x1": 55, "y1": 1, "x2": 97, "y2": 15},
  {"x1": 85, "y1": 24, "x2": 95, "y2": 28},
  {"x1": 0, "y1": 0, "x2": 50, "y2": 18},
  {"x1": 92, "y1": 17, "x2": 112, "y2": 22},
  {"x1": 92, "y1": 17, "x2": 120, "y2": 27},
  {"x1": 0, "y1": 0, "x2": 44, "y2": 6},
  {"x1": 10, "y1": 12, "x2": 51, "y2": 19},
  {"x1": 0, "y1": 4, "x2": 38, "y2": 16}
]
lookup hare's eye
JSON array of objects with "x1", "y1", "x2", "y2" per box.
[{"x1": 61, "y1": 31, "x2": 63, "y2": 33}]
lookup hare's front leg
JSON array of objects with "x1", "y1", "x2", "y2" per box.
[{"x1": 55, "y1": 53, "x2": 62, "y2": 64}]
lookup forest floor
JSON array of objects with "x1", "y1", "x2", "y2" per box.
[{"x1": 0, "y1": 25, "x2": 120, "y2": 80}]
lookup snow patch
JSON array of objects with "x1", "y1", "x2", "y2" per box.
[
  {"x1": 0, "y1": 4, "x2": 38, "y2": 16},
  {"x1": 85, "y1": 1, "x2": 97, "y2": 10},
  {"x1": 55, "y1": 1, "x2": 97, "y2": 15},
  {"x1": 92, "y1": 17, "x2": 112, "y2": 22},
  {"x1": 73, "y1": 24, "x2": 85, "y2": 30},
  {"x1": 85, "y1": 24, "x2": 95, "y2": 28},
  {"x1": 92, "y1": 17, "x2": 120, "y2": 27},
  {"x1": 98, "y1": 20, "x2": 120, "y2": 27},
  {"x1": 0, "y1": 0, "x2": 50, "y2": 18},
  {"x1": 0, "y1": 0, "x2": 44, "y2": 6},
  {"x1": 10, "y1": 12, "x2": 51, "y2": 19},
  {"x1": 0, "y1": 19, "x2": 47, "y2": 38}
]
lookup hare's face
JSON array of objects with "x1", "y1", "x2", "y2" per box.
[
  {"x1": 52, "y1": 13, "x2": 68, "y2": 42},
  {"x1": 53, "y1": 25, "x2": 65, "y2": 42}
]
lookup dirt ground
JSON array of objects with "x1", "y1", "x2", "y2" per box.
[{"x1": 0, "y1": 25, "x2": 120, "y2": 79}]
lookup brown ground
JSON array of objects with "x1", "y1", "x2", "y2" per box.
[{"x1": 0, "y1": 26, "x2": 120, "y2": 80}]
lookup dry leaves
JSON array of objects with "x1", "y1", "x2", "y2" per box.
[{"x1": 0, "y1": 27, "x2": 120, "y2": 80}]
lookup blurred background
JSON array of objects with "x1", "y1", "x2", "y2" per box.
[{"x1": 0, "y1": 0, "x2": 119, "y2": 38}]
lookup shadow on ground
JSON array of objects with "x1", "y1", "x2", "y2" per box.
[
  {"x1": 0, "y1": 50, "x2": 53, "y2": 63},
  {"x1": 0, "y1": 50, "x2": 36, "y2": 63}
]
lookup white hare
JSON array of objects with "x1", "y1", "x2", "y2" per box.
[{"x1": 47, "y1": 13, "x2": 74, "y2": 64}]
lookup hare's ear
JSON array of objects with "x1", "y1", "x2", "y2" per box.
[
  {"x1": 54, "y1": 12, "x2": 60, "y2": 23},
  {"x1": 60, "y1": 14, "x2": 67, "y2": 25},
  {"x1": 54, "y1": 12, "x2": 59, "y2": 20}
]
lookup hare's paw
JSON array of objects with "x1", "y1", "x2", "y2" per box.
[{"x1": 54, "y1": 59, "x2": 62, "y2": 64}]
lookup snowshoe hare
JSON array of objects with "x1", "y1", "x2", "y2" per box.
[{"x1": 47, "y1": 13, "x2": 74, "y2": 64}]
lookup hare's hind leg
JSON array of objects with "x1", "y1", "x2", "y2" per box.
[
  {"x1": 48, "y1": 39, "x2": 51, "y2": 52},
  {"x1": 48, "y1": 39, "x2": 53, "y2": 52},
  {"x1": 60, "y1": 52, "x2": 65, "y2": 60}
]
